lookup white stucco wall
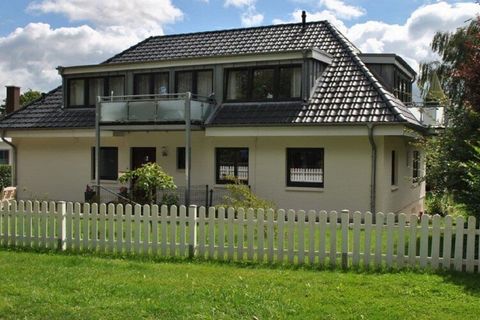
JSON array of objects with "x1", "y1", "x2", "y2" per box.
[{"x1": 13, "y1": 130, "x2": 424, "y2": 213}]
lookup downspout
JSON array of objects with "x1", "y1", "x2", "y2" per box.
[
  {"x1": 367, "y1": 124, "x2": 376, "y2": 214},
  {"x1": 1, "y1": 130, "x2": 17, "y2": 186}
]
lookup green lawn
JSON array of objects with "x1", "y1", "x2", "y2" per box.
[{"x1": 1, "y1": 249, "x2": 479, "y2": 319}]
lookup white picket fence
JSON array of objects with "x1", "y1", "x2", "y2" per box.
[{"x1": 0, "y1": 201, "x2": 479, "y2": 273}]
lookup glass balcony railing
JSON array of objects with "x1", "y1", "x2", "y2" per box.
[{"x1": 98, "y1": 94, "x2": 215, "y2": 124}]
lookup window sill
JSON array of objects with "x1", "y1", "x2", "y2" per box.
[
  {"x1": 285, "y1": 187, "x2": 324, "y2": 192},
  {"x1": 391, "y1": 186, "x2": 399, "y2": 192}
]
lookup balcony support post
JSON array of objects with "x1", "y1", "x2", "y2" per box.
[
  {"x1": 185, "y1": 92, "x2": 192, "y2": 207},
  {"x1": 95, "y1": 96, "x2": 101, "y2": 201}
]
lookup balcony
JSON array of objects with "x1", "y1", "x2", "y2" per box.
[{"x1": 98, "y1": 93, "x2": 215, "y2": 125}]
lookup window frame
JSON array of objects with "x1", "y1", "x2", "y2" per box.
[
  {"x1": 67, "y1": 76, "x2": 125, "y2": 108},
  {"x1": 224, "y1": 64, "x2": 302, "y2": 102},
  {"x1": 286, "y1": 148, "x2": 324, "y2": 188},
  {"x1": 133, "y1": 72, "x2": 169, "y2": 96},
  {"x1": 215, "y1": 147, "x2": 249, "y2": 184},
  {"x1": 174, "y1": 69, "x2": 213, "y2": 96},
  {"x1": 91, "y1": 146, "x2": 119, "y2": 181}
]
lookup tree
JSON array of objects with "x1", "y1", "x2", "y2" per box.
[
  {"x1": 419, "y1": 16, "x2": 480, "y2": 217},
  {"x1": 118, "y1": 163, "x2": 176, "y2": 204}
]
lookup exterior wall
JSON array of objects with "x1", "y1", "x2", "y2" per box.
[
  {"x1": 376, "y1": 136, "x2": 425, "y2": 214},
  {"x1": 13, "y1": 131, "x2": 424, "y2": 213}
]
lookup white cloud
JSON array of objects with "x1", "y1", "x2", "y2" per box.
[
  {"x1": 224, "y1": 0, "x2": 255, "y2": 8},
  {"x1": 320, "y1": 0, "x2": 365, "y2": 20},
  {"x1": 0, "y1": 0, "x2": 183, "y2": 102},
  {"x1": 241, "y1": 6, "x2": 264, "y2": 27},
  {"x1": 28, "y1": 0, "x2": 183, "y2": 35}
]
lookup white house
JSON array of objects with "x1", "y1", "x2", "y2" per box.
[{"x1": 0, "y1": 17, "x2": 427, "y2": 213}]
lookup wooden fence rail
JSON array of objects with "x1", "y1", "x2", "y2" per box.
[{"x1": 0, "y1": 201, "x2": 479, "y2": 273}]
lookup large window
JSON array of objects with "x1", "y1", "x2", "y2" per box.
[
  {"x1": 134, "y1": 72, "x2": 169, "y2": 95},
  {"x1": 91, "y1": 147, "x2": 118, "y2": 180},
  {"x1": 226, "y1": 65, "x2": 302, "y2": 101},
  {"x1": 216, "y1": 148, "x2": 249, "y2": 184},
  {"x1": 0, "y1": 150, "x2": 9, "y2": 165},
  {"x1": 286, "y1": 148, "x2": 324, "y2": 188},
  {"x1": 175, "y1": 70, "x2": 213, "y2": 97},
  {"x1": 68, "y1": 76, "x2": 125, "y2": 107}
]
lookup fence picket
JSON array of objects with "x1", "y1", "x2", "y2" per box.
[
  {"x1": 257, "y1": 209, "x2": 265, "y2": 263},
  {"x1": 454, "y1": 216, "x2": 465, "y2": 272},
  {"x1": 341, "y1": 210, "x2": 349, "y2": 269},
  {"x1": 442, "y1": 216, "x2": 453, "y2": 270},
  {"x1": 160, "y1": 205, "x2": 168, "y2": 256},
  {"x1": 431, "y1": 215, "x2": 441, "y2": 270},
  {"x1": 208, "y1": 207, "x2": 215, "y2": 259},
  {"x1": 65, "y1": 203, "x2": 73, "y2": 250},
  {"x1": 133, "y1": 205, "x2": 142, "y2": 255},
  {"x1": 374, "y1": 213, "x2": 384, "y2": 268},
  {"x1": 397, "y1": 214, "x2": 406, "y2": 268},
  {"x1": 267, "y1": 209, "x2": 275, "y2": 263},
  {"x1": 247, "y1": 208, "x2": 255, "y2": 261},
  {"x1": 151, "y1": 205, "x2": 159, "y2": 256},
  {"x1": 408, "y1": 216, "x2": 417, "y2": 267},
  {"x1": 116, "y1": 204, "x2": 124, "y2": 254},
  {"x1": 364, "y1": 212, "x2": 372, "y2": 268},
  {"x1": 82, "y1": 203, "x2": 90, "y2": 251},
  {"x1": 9, "y1": 202, "x2": 17, "y2": 247},
  {"x1": 297, "y1": 210, "x2": 305, "y2": 264},
  {"x1": 107, "y1": 204, "x2": 115, "y2": 253},
  {"x1": 419, "y1": 214, "x2": 429, "y2": 268},
  {"x1": 91, "y1": 203, "x2": 99, "y2": 252},
  {"x1": 17, "y1": 201, "x2": 25, "y2": 247},
  {"x1": 277, "y1": 209, "x2": 285, "y2": 263},
  {"x1": 169, "y1": 205, "x2": 177, "y2": 257},
  {"x1": 198, "y1": 207, "x2": 206, "y2": 258},
  {"x1": 227, "y1": 208, "x2": 235, "y2": 261},
  {"x1": 329, "y1": 211, "x2": 337, "y2": 267},
  {"x1": 237, "y1": 208, "x2": 245, "y2": 261},
  {"x1": 287, "y1": 209, "x2": 295, "y2": 264},
  {"x1": 218, "y1": 207, "x2": 225, "y2": 261},
  {"x1": 352, "y1": 211, "x2": 361, "y2": 267},
  {"x1": 318, "y1": 211, "x2": 327, "y2": 266},
  {"x1": 308, "y1": 210, "x2": 316, "y2": 265},
  {"x1": 25, "y1": 201, "x2": 33, "y2": 248},
  {"x1": 385, "y1": 213, "x2": 395, "y2": 268},
  {"x1": 99, "y1": 204, "x2": 107, "y2": 254},
  {"x1": 179, "y1": 206, "x2": 186, "y2": 257},
  {"x1": 465, "y1": 216, "x2": 476, "y2": 273},
  {"x1": 125, "y1": 204, "x2": 132, "y2": 254},
  {"x1": 40, "y1": 202, "x2": 48, "y2": 248},
  {"x1": 143, "y1": 205, "x2": 151, "y2": 255}
]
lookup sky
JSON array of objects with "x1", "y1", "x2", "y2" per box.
[{"x1": 0, "y1": 0, "x2": 479, "y2": 102}]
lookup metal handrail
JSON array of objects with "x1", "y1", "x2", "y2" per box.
[{"x1": 91, "y1": 184, "x2": 139, "y2": 206}]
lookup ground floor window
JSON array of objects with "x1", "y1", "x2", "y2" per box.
[
  {"x1": 91, "y1": 147, "x2": 118, "y2": 180},
  {"x1": 286, "y1": 148, "x2": 324, "y2": 188},
  {"x1": 391, "y1": 150, "x2": 398, "y2": 186},
  {"x1": 0, "y1": 150, "x2": 9, "y2": 165},
  {"x1": 177, "y1": 147, "x2": 186, "y2": 170},
  {"x1": 216, "y1": 148, "x2": 249, "y2": 184}
]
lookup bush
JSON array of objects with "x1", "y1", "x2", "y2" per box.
[
  {"x1": 0, "y1": 165, "x2": 12, "y2": 190},
  {"x1": 218, "y1": 176, "x2": 275, "y2": 211}
]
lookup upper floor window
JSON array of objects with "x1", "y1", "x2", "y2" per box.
[
  {"x1": 175, "y1": 70, "x2": 213, "y2": 97},
  {"x1": 225, "y1": 65, "x2": 302, "y2": 102},
  {"x1": 68, "y1": 76, "x2": 125, "y2": 108},
  {"x1": 134, "y1": 72, "x2": 169, "y2": 95}
]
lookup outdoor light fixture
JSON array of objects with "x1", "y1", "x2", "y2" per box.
[{"x1": 161, "y1": 146, "x2": 168, "y2": 157}]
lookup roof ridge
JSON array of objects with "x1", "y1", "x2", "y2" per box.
[{"x1": 323, "y1": 21, "x2": 417, "y2": 124}]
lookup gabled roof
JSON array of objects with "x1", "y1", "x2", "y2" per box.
[{"x1": 0, "y1": 21, "x2": 422, "y2": 130}]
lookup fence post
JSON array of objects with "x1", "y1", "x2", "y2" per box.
[
  {"x1": 57, "y1": 201, "x2": 67, "y2": 251},
  {"x1": 188, "y1": 205, "x2": 197, "y2": 258}
]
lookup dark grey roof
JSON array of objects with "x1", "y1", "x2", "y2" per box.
[
  {"x1": 0, "y1": 21, "x2": 422, "y2": 130},
  {"x1": 0, "y1": 87, "x2": 94, "y2": 129}
]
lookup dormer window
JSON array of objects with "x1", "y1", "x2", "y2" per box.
[
  {"x1": 225, "y1": 65, "x2": 302, "y2": 102},
  {"x1": 175, "y1": 70, "x2": 213, "y2": 97},
  {"x1": 68, "y1": 76, "x2": 125, "y2": 108}
]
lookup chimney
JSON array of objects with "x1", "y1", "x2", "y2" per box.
[
  {"x1": 5, "y1": 86, "x2": 20, "y2": 114},
  {"x1": 301, "y1": 10, "x2": 307, "y2": 32}
]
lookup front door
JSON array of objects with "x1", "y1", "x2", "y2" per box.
[
  {"x1": 130, "y1": 148, "x2": 156, "y2": 202},
  {"x1": 131, "y1": 147, "x2": 156, "y2": 169}
]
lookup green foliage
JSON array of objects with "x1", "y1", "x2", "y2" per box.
[
  {"x1": 119, "y1": 163, "x2": 176, "y2": 204},
  {"x1": 19, "y1": 89, "x2": 42, "y2": 107},
  {"x1": 0, "y1": 165, "x2": 11, "y2": 190},
  {"x1": 218, "y1": 176, "x2": 275, "y2": 210}
]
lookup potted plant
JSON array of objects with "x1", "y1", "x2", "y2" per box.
[{"x1": 84, "y1": 184, "x2": 96, "y2": 203}]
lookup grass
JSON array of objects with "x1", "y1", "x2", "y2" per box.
[{"x1": 1, "y1": 249, "x2": 480, "y2": 319}]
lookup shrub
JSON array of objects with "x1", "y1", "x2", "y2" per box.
[
  {"x1": 218, "y1": 176, "x2": 275, "y2": 211},
  {"x1": 0, "y1": 165, "x2": 12, "y2": 190}
]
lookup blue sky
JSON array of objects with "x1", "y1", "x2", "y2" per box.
[{"x1": 0, "y1": 0, "x2": 479, "y2": 101}]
